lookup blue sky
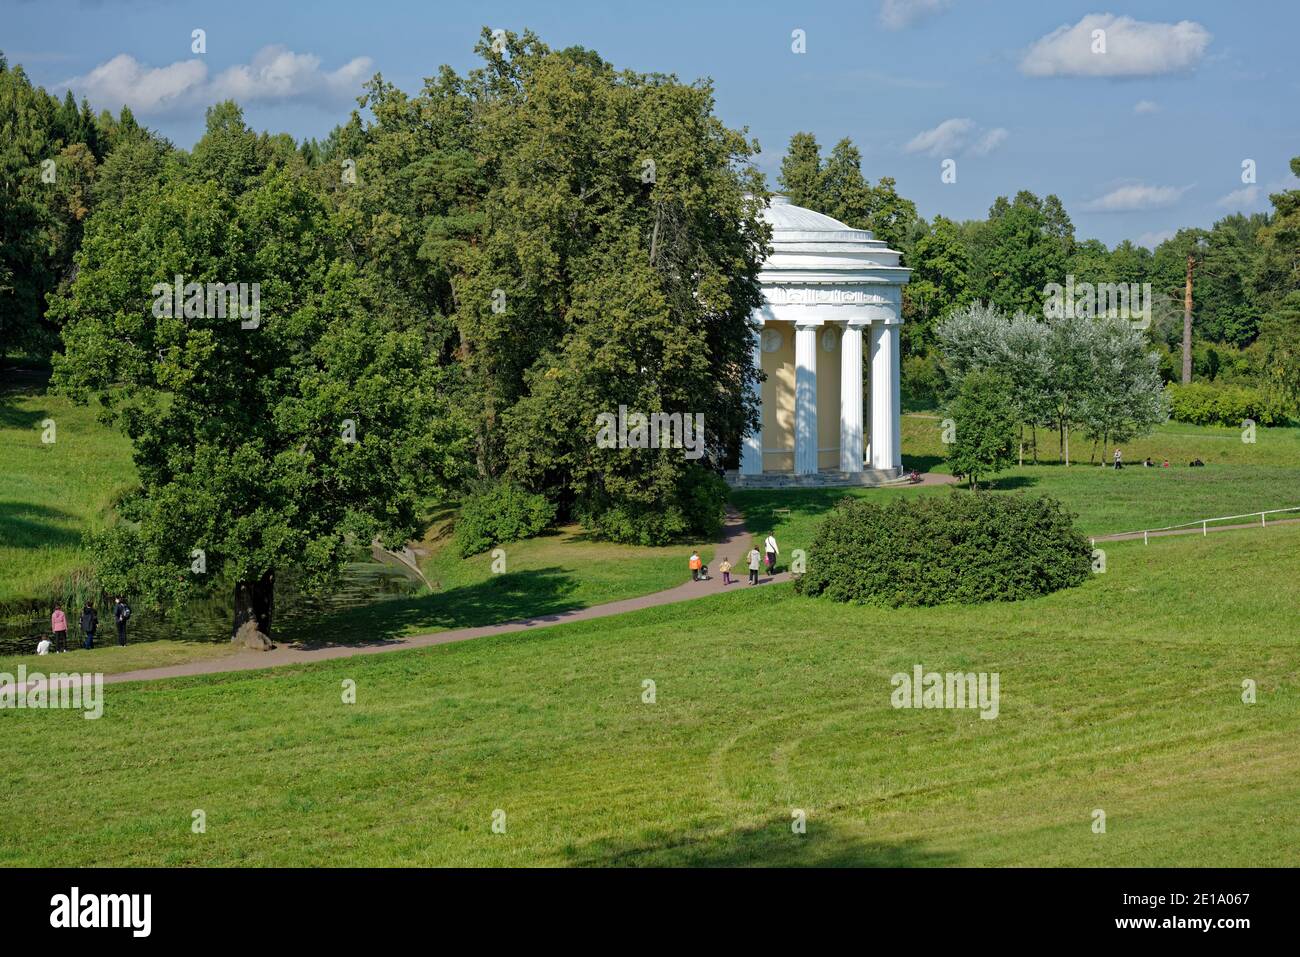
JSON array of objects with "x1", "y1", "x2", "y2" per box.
[{"x1": 4, "y1": 0, "x2": 1298, "y2": 247}]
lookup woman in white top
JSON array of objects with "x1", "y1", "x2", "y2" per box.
[{"x1": 763, "y1": 534, "x2": 779, "y2": 574}]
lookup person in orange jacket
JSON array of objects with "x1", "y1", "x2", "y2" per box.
[{"x1": 689, "y1": 550, "x2": 703, "y2": 581}]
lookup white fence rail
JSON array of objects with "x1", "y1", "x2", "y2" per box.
[{"x1": 1093, "y1": 506, "x2": 1300, "y2": 546}]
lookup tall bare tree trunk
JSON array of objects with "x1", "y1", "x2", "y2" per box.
[{"x1": 1182, "y1": 253, "x2": 1195, "y2": 385}]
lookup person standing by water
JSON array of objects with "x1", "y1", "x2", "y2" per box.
[
  {"x1": 51, "y1": 603, "x2": 68, "y2": 653},
  {"x1": 113, "y1": 596, "x2": 131, "y2": 646},
  {"x1": 79, "y1": 600, "x2": 97, "y2": 650},
  {"x1": 747, "y1": 546, "x2": 761, "y2": 585},
  {"x1": 763, "y1": 533, "x2": 780, "y2": 575}
]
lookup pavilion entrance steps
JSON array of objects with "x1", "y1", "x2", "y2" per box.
[{"x1": 724, "y1": 468, "x2": 904, "y2": 489}]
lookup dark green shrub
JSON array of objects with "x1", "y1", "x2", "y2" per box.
[
  {"x1": 1165, "y1": 382, "x2": 1287, "y2": 427},
  {"x1": 577, "y1": 465, "x2": 727, "y2": 546},
  {"x1": 796, "y1": 492, "x2": 1092, "y2": 607},
  {"x1": 454, "y1": 482, "x2": 557, "y2": 557}
]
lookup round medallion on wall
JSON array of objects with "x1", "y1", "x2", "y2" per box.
[
  {"x1": 761, "y1": 329, "x2": 783, "y2": 353},
  {"x1": 821, "y1": 327, "x2": 839, "y2": 352}
]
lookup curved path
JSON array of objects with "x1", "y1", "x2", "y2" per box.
[
  {"x1": 14, "y1": 474, "x2": 958, "y2": 692},
  {"x1": 59, "y1": 508, "x2": 790, "y2": 690}
]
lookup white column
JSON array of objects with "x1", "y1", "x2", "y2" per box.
[
  {"x1": 794, "y1": 323, "x2": 818, "y2": 475},
  {"x1": 870, "y1": 322, "x2": 901, "y2": 472},
  {"x1": 740, "y1": 327, "x2": 764, "y2": 475},
  {"x1": 839, "y1": 322, "x2": 865, "y2": 472}
]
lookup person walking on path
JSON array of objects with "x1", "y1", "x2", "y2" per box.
[
  {"x1": 747, "y1": 546, "x2": 761, "y2": 585},
  {"x1": 688, "y1": 551, "x2": 703, "y2": 582},
  {"x1": 79, "y1": 601, "x2": 97, "y2": 650},
  {"x1": 763, "y1": 533, "x2": 779, "y2": 575},
  {"x1": 51, "y1": 604, "x2": 68, "y2": 653},
  {"x1": 719, "y1": 557, "x2": 733, "y2": 586},
  {"x1": 113, "y1": 596, "x2": 131, "y2": 646}
]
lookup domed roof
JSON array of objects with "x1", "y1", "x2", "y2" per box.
[
  {"x1": 756, "y1": 195, "x2": 909, "y2": 280},
  {"x1": 760, "y1": 194, "x2": 876, "y2": 242}
]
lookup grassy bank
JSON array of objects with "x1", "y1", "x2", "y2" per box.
[
  {"x1": 1, "y1": 525, "x2": 1296, "y2": 866},
  {"x1": 0, "y1": 385, "x2": 135, "y2": 607}
]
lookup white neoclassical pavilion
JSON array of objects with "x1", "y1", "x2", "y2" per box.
[{"x1": 736, "y1": 196, "x2": 910, "y2": 485}]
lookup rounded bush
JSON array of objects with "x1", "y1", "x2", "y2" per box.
[
  {"x1": 796, "y1": 492, "x2": 1092, "y2": 607},
  {"x1": 454, "y1": 482, "x2": 557, "y2": 557}
]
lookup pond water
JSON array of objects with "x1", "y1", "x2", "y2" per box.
[{"x1": 0, "y1": 561, "x2": 422, "y2": 655}]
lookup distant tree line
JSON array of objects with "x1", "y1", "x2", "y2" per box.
[{"x1": 777, "y1": 133, "x2": 1300, "y2": 422}]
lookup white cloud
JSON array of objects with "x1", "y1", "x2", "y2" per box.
[
  {"x1": 1083, "y1": 183, "x2": 1191, "y2": 212},
  {"x1": 1216, "y1": 185, "x2": 1259, "y2": 209},
  {"x1": 1020, "y1": 14, "x2": 1211, "y2": 77},
  {"x1": 969, "y1": 127, "x2": 1008, "y2": 156},
  {"x1": 880, "y1": 0, "x2": 954, "y2": 30},
  {"x1": 904, "y1": 118, "x2": 1007, "y2": 157},
  {"x1": 1136, "y1": 229, "x2": 1175, "y2": 250},
  {"x1": 210, "y1": 46, "x2": 372, "y2": 107},
  {"x1": 1267, "y1": 172, "x2": 1300, "y2": 192},
  {"x1": 62, "y1": 45, "x2": 372, "y2": 116},
  {"x1": 64, "y1": 53, "x2": 208, "y2": 115},
  {"x1": 1133, "y1": 99, "x2": 1160, "y2": 114}
]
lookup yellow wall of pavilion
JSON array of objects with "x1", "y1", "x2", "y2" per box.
[{"x1": 759, "y1": 321, "x2": 843, "y2": 472}]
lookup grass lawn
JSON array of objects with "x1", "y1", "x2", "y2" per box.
[
  {"x1": 0, "y1": 640, "x2": 239, "y2": 679},
  {"x1": 902, "y1": 413, "x2": 1300, "y2": 471},
  {"x1": 280, "y1": 515, "x2": 713, "y2": 648},
  {"x1": 735, "y1": 416, "x2": 1300, "y2": 555},
  {"x1": 737, "y1": 463, "x2": 1300, "y2": 555},
  {"x1": 2, "y1": 524, "x2": 1296, "y2": 866},
  {"x1": 0, "y1": 383, "x2": 136, "y2": 607}
]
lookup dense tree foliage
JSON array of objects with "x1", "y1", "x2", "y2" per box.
[
  {"x1": 0, "y1": 54, "x2": 144, "y2": 365},
  {"x1": 50, "y1": 104, "x2": 468, "y2": 635},
  {"x1": 945, "y1": 370, "x2": 1017, "y2": 488},
  {"x1": 937, "y1": 302, "x2": 1167, "y2": 464},
  {"x1": 777, "y1": 131, "x2": 918, "y2": 250},
  {"x1": 338, "y1": 31, "x2": 768, "y2": 544},
  {"x1": 26, "y1": 31, "x2": 769, "y2": 628}
]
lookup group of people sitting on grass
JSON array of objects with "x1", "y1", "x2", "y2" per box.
[
  {"x1": 690, "y1": 534, "x2": 780, "y2": 587},
  {"x1": 1114, "y1": 450, "x2": 1206, "y2": 470},
  {"x1": 35, "y1": 597, "x2": 131, "y2": 654}
]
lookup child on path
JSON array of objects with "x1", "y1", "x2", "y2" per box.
[{"x1": 719, "y1": 557, "x2": 732, "y2": 585}]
